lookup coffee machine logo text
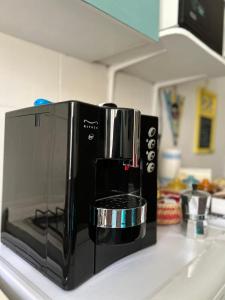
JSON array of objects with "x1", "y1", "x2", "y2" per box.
[{"x1": 83, "y1": 120, "x2": 99, "y2": 130}]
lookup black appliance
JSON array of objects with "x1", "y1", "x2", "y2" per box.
[
  {"x1": 1, "y1": 100, "x2": 158, "y2": 290},
  {"x1": 179, "y1": 0, "x2": 224, "y2": 54}
]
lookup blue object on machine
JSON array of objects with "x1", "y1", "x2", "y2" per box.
[{"x1": 34, "y1": 99, "x2": 53, "y2": 106}]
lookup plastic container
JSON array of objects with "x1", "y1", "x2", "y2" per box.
[{"x1": 159, "y1": 148, "x2": 181, "y2": 185}]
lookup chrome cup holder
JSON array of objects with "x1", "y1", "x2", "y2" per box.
[{"x1": 91, "y1": 194, "x2": 147, "y2": 244}]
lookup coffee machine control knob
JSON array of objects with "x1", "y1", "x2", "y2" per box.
[
  {"x1": 147, "y1": 162, "x2": 155, "y2": 173},
  {"x1": 147, "y1": 151, "x2": 155, "y2": 161},
  {"x1": 148, "y1": 127, "x2": 156, "y2": 138},
  {"x1": 148, "y1": 139, "x2": 155, "y2": 149}
]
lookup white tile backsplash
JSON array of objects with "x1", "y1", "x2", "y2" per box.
[
  {"x1": 114, "y1": 72, "x2": 153, "y2": 114},
  {"x1": 60, "y1": 54, "x2": 107, "y2": 104},
  {"x1": 0, "y1": 32, "x2": 59, "y2": 108}
]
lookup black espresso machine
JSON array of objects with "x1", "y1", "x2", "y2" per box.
[{"x1": 1, "y1": 100, "x2": 158, "y2": 290}]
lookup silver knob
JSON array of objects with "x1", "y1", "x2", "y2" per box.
[
  {"x1": 147, "y1": 162, "x2": 155, "y2": 173},
  {"x1": 148, "y1": 127, "x2": 156, "y2": 138},
  {"x1": 147, "y1": 151, "x2": 155, "y2": 161},
  {"x1": 148, "y1": 139, "x2": 155, "y2": 149}
]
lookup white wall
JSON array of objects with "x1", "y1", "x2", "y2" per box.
[
  {"x1": 0, "y1": 32, "x2": 154, "y2": 221},
  {"x1": 160, "y1": 78, "x2": 225, "y2": 178},
  {"x1": 114, "y1": 73, "x2": 153, "y2": 115}
]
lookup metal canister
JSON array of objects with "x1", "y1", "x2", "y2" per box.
[{"x1": 181, "y1": 184, "x2": 211, "y2": 239}]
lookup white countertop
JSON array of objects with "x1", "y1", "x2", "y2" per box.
[{"x1": 1, "y1": 224, "x2": 225, "y2": 300}]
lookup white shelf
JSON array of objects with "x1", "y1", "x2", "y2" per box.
[
  {"x1": 101, "y1": 28, "x2": 225, "y2": 83},
  {"x1": 0, "y1": 0, "x2": 157, "y2": 62}
]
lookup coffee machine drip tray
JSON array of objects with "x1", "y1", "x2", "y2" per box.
[
  {"x1": 94, "y1": 195, "x2": 146, "y2": 229},
  {"x1": 91, "y1": 195, "x2": 147, "y2": 245}
]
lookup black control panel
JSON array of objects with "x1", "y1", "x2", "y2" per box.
[{"x1": 140, "y1": 115, "x2": 158, "y2": 224}]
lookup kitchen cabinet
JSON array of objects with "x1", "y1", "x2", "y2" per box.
[
  {"x1": 84, "y1": 0, "x2": 159, "y2": 41},
  {"x1": 0, "y1": 0, "x2": 159, "y2": 63}
]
